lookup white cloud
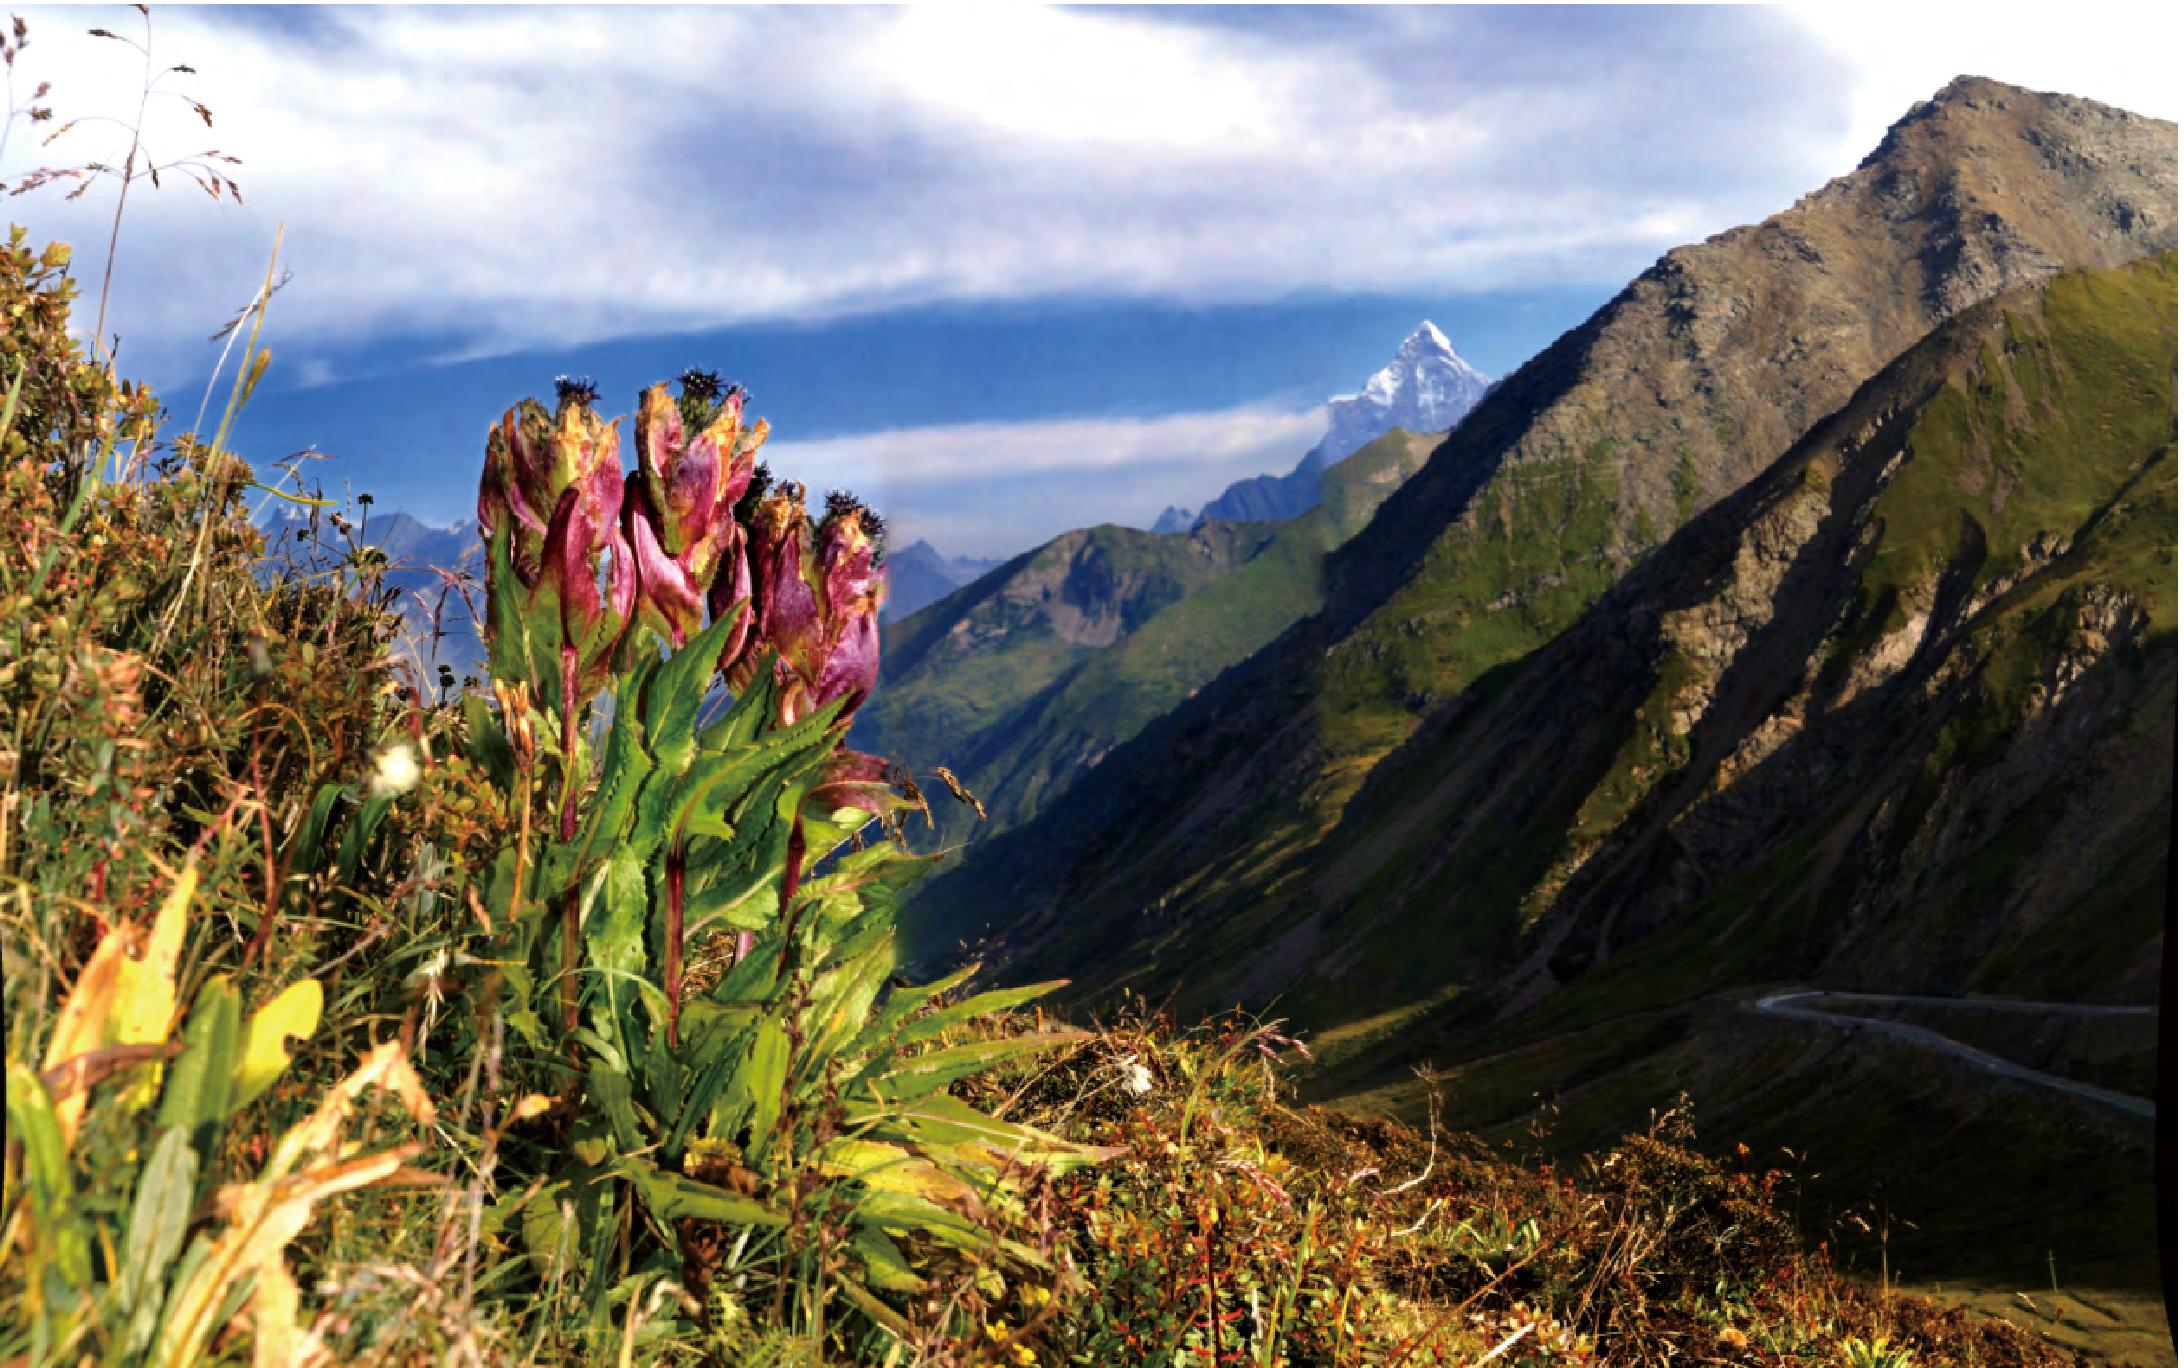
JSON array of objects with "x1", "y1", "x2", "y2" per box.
[
  {"x1": 846, "y1": 7, "x2": 1308, "y2": 156},
  {"x1": 17, "y1": 5, "x2": 2166, "y2": 397},
  {"x1": 768, "y1": 401, "x2": 1329, "y2": 558},
  {"x1": 1785, "y1": 0, "x2": 2181, "y2": 169},
  {"x1": 7, "y1": 6, "x2": 1859, "y2": 384}
]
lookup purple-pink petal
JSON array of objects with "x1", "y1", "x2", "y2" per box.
[
  {"x1": 811, "y1": 748, "x2": 898, "y2": 816},
  {"x1": 626, "y1": 490, "x2": 705, "y2": 648},
  {"x1": 709, "y1": 522, "x2": 754, "y2": 673},
  {"x1": 812, "y1": 607, "x2": 879, "y2": 717}
]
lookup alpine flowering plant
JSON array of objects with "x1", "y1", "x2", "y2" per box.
[{"x1": 456, "y1": 370, "x2": 1113, "y2": 1358}]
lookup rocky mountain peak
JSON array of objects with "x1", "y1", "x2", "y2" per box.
[
  {"x1": 1150, "y1": 506, "x2": 1196, "y2": 535},
  {"x1": 1326, "y1": 320, "x2": 1490, "y2": 463},
  {"x1": 1167, "y1": 322, "x2": 1492, "y2": 533}
]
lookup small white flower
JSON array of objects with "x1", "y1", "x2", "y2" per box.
[
  {"x1": 1121, "y1": 1057, "x2": 1155, "y2": 1096},
  {"x1": 369, "y1": 740, "x2": 421, "y2": 798}
]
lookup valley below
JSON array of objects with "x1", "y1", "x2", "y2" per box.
[{"x1": 1310, "y1": 980, "x2": 2165, "y2": 1361}]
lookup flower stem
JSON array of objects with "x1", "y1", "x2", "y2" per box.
[
  {"x1": 558, "y1": 646, "x2": 580, "y2": 842},
  {"x1": 772, "y1": 818, "x2": 808, "y2": 981},
  {"x1": 560, "y1": 882, "x2": 581, "y2": 1047},
  {"x1": 666, "y1": 845, "x2": 687, "y2": 1049}
]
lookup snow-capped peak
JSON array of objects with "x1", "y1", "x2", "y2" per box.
[{"x1": 1317, "y1": 320, "x2": 1491, "y2": 463}]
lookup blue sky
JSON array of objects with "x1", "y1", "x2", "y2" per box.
[{"x1": 10, "y1": 4, "x2": 2178, "y2": 556}]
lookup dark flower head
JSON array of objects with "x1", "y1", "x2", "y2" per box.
[
  {"x1": 736, "y1": 461, "x2": 775, "y2": 523},
  {"x1": 677, "y1": 367, "x2": 726, "y2": 404},
  {"x1": 553, "y1": 374, "x2": 600, "y2": 411},
  {"x1": 675, "y1": 369, "x2": 751, "y2": 430},
  {"x1": 821, "y1": 488, "x2": 884, "y2": 544}
]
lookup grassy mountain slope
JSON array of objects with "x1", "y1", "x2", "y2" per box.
[
  {"x1": 1283, "y1": 254, "x2": 2175, "y2": 1344},
  {"x1": 1318, "y1": 251, "x2": 2174, "y2": 1039},
  {"x1": 856, "y1": 518, "x2": 1281, "y2": 829},
  {"x1": 908, "y1": 77, "x2": 2177, "y2": 998},
  {"x1": 922, "y1": 252, "x2": 2178, "y2": 1349},
  {"x1": 858, "y1": 429, "x2": 1438, "y2": 848}
]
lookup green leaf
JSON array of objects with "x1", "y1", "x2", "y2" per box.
[
  {"x1": 584, "y1": 851, "x2": 652, "y2": 1061},
  {"x1": 679, "y1": 774, "x2": 795, "y2": 921},
  {"x1": 643, "y1": 609, "x2": 749, "y2": 778},
  {"x1": 5, "y1": 1064, "x2": 73, "y2": 1221},
  {"x1": 485, "y1": 522, "x2": 557, "y2": 700},
  {"x1": 651, "y1": 703, "x2": 840, "y2": 854},
  {"x1": 834, "y1": 1270, "x2": 917, "y2": 1339},
  {"x1": 575, "y1": 658, "x2": 656, "y2": 861},
  {"x1": 6, "y1": 1064, "x2": 92, "y2": 1295},
  {"x1": 695, "y1": 655, "x2": 783, "y2": 753},
  {"x1": 638, "y1": 1001, "x2": 684, "y2": 1130},
  {"x1": 587, "y1": 1068, "x2": 648, "y2": 1157},
  {"x1": 617, "y1": 1160, "x2": 787, "y2": 1228},
  {"x1": 850, "y1": 1190, "x2": 994, "y2": 1253},
  {"x1": 797, "y1": 842, "x2": 933, "y2": 908},
  {"x1": 893, "y1": 980, "x2": 1068, "y2": 1049},
  {"x1": 158, "y1": 976, "x2": 242, "y2": 1131},
  {"x1": 462, "y1": 693, "x2": 518, "y2": 792},
  {"x1": 846, "y1": 1227, "x2": 926, "y2": 1293},
  {"x1": 855, "y1": 1093, "x2": 1118, "y2": 1176},
  {"x1": 516, "y1": 1161, "x2": 617, "y2": 1282},
  {"x1": 285, "y1": 782, "x2": 350, "y2": 879},
  {"x1": 866, "y1": 1031, "x2": 1089, "y2": 1102},
  {"x1": 116, "y1": 1126, "x2": 197, "y2": 1354},
  {"x1": 869, "y1": 965, "x2": 980, "y2": 1040},
  {"x1": 331, "y1": 793, "x2": 394, "y2": 886},
  {"x1": 739, "y1": 1018, "x2": 792, "y2": 1162},
  {"x1": 680, "y1": 871, "x2": 778, "y2": 935},
  {"x1": 702, "y1": 932, "x2": 783, "y2": 1007},
  {"x1": 800, "y1": 922, "x2": 896, "y2": 1076},
  {"x1": 665, "y1": 1019, "x2": 754, "y2": 1166}
]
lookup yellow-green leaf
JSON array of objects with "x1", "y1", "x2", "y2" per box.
[
  {"x1": 112, "y1": 862, "x2": 199, "y2": 1110},
  {"x1": 230, "y1": 979, "x2": 323, "y2": 1112}
]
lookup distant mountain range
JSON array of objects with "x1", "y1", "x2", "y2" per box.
[
  {"x1": 855, "y1": 427, "x2": 1440, "y2": 853},
  {"x1": 880, "y1": 540, "x2": 1006, "y2": 620},
  {"x1": 891, "y1": 75, "x2": 2176, "y2": 1295},
  {"x1": 262, "y1": 505, "x2": 485, "y2": 683},
  {"x1": 1153, "y1": 321, "x2": 1490, "y2": 533},
  {"x1": 911, "y1": 77, "x2": 2177, "y2": 1022}
]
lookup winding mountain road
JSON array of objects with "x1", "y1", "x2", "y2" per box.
[{"x1": 1752, "y1": 990, "x2": 2157, "y2": 1120}]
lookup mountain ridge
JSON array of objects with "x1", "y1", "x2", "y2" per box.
[
  {"x1": 880, "y1": 538, "x2": 1003, "y2": 620},
  {"x1": 858, "y1": 427, "x2": 1442, "y2": 852},
  {"x1": 905, "y1": 76, "x2": 2178, "y2": 1010}
]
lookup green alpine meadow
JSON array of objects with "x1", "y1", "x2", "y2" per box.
[{"x1": 2, "y1": 9, "x2": 2176, "y2": 1366}]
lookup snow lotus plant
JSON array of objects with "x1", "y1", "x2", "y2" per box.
[{"x1": 465, "y1": 373, "x2": 1112, "y2": 1347}]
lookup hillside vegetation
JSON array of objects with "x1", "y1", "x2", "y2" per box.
[{"x1": 860, "y1": 430, "x2": 1439, "y2": 854}]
